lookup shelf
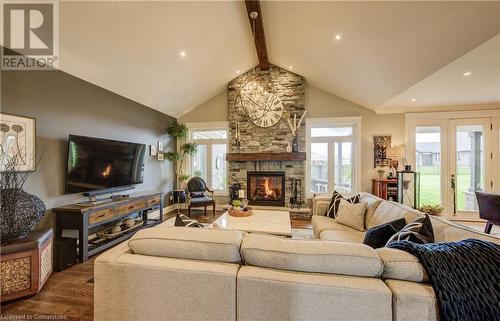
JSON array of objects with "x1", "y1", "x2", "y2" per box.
[{"x1": 226, "y1": 152, "x2": 306, "y2": 162}]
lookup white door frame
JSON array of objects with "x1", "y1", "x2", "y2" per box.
[
  {"x1": 493, "y1": 117, "x2": 500, "y2": 193},
  {"x1": 448, "y1": 118, "x2": 492, "y2": 221},
  {"x1": 405, "y1": 118, "x2": 449, "y2": 209}
]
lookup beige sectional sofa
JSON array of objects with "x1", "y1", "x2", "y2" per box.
[{"x1": 94, "y1": 192, "x2": 499, "y2": 321}]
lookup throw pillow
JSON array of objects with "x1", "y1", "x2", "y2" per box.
[
  {"x1": 324, "y1": 191, "x2": 360, "y2": 218},
  {"x1": 363, "y1": 218, "x2": 407, "y2": 249},
  {"x1": 386, "y1": 215, "x2": 434, "y2": 246},
  {"x1": 335, "y1": 200, "x2": 367, "y2": 231},
  {"x1": 174, "y1": 214, "x2": 204, "y2": 228},
  {"x1": 190, "y1": 192, "x2": 204, "y2": 198}
]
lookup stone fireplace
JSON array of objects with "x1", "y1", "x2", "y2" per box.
[
  {"x1": 227, "y1": 65, "x2": 306, "y2": 210},
  {"x1": 247, "y1": 171, "x2": 286, "y2": 206}
]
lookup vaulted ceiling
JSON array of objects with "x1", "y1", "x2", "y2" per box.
[{"x1": 50, "y1": 1, "x2": 500, "y2": 116}]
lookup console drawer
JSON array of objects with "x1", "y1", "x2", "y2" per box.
[
  {"x1": 116, "y1": 200, "x2": 146, "y2": 216},
  {"x1": 88, "y1": 208, "x2": 115, "y2": 225},
  {"x1": 147, "y1": 196, "x2": 161, "y2": 207}
]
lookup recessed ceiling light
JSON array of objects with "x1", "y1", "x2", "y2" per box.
[
  {"x1": 335, "y1": 34, "x2": 342, "y2": 41},
  {"x1": 288, "y1": 65, "x2": 293, "y2": 70},
  {"x1": 411, "y1": 98, "x2": 417, "y2": 102},
  {"x1": 236, "y1": 70, "x2": 241, "y2": 74},
  {"x1": 179, "y1": 50, "x2": 187, "y2": 58},
  {"x1": 461, "y1": 71, "x2": 472, "y2": 77}
]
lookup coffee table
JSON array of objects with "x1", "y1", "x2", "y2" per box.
[{"x1": 212, "y1": 209, "x2": 292, "y2": 237}]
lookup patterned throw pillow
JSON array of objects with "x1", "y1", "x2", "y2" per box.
[
  {"x1": 174, "y1": 214, "x2": 204, "y2": 228},
  {"x1": 324, "y1": 191, "x2": 360, "y2": 218},
  {"x1": 385, "y1": 215, "x2": 434, "y2": 246},
  {"x1": 190, "y1": 192, "x2": 205, "y2": 198},
  {"x1": 363, "y1": 218, "x2": 407, "y2": 249}
]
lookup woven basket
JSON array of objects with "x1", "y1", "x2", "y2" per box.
[{"x1": 228, "y1": 208, "x2": 253, "y2": 217}]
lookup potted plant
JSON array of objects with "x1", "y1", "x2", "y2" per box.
[
  {"x1": 418, "y1": 204, "x2": 444, "y2": 216},
  {"x1": 232, "y1": 199, "x2": 243, "y2": 211},
  {"x1": 165, "y1": 121, "x2": 198, "y2": 202},
  {"x1": 377, "y1": 168, "x2": 385, "y2": 179}
]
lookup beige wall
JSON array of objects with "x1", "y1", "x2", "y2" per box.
[
  {"x1": 178, "y1": 84, "x2": 405, "y2": 195},
  {"x1": 179, "y1": 91, "x2": 228, "y2": 123}
]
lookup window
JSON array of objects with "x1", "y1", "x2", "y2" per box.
[
  {"x1": 306, "y1": 117, "x2": 361, "y2": 197},
  {"x1": 187, "y1": 123, "x2": 228, "y2": 194},
  {"x1": 415, "y1": 126, "x2": 441, "y2": 206}
]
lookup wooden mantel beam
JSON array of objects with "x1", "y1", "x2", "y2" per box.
[{"x1": 244, "y1": 0, "x2": 270, "y2": 70}]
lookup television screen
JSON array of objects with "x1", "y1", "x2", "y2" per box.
[{"x1": 66, "y1": 135, "x2": 146, "y2": 194}]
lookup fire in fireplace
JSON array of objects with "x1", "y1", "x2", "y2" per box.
[{"x1": 247, "y1": 172, "x2": 285, "y2": 206}]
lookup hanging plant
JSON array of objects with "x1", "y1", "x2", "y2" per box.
[{"x1": 166, "y1": 120, "x2": 188, "y2": 138}]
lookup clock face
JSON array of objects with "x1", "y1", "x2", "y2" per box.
[{"x1": 238, "y1": 81, "x2": 284, "y2": 128}]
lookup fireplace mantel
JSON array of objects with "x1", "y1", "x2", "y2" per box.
[{"x1": 226, "y1": 152, "x2": 306, "y2": 162}]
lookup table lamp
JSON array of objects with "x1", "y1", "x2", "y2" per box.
[{"x1": 385, "y1": 145, "x2": 405, "y2": 178}]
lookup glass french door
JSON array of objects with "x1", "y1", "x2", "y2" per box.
[
  {"x1": 449, "y1": 118, "x2": 493, "y2": 221},
  {"x1": 493, "y1": 118, "x2": 500, "y2": 194}
]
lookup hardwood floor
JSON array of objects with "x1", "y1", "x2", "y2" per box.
[
  {"x1": 0, "y1": 210, "x2": 312, "y2": 320},
  {"x1": 1, "y1": 257, "x2": 95, "y2": 321}
]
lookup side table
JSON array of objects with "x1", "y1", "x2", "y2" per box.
[{"x1": 0, "y1": 228, "x2": 53, "y2": 302}]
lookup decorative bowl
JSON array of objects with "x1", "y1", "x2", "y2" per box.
[{"x1": 228, "y1": 207, "x2": 253, "y2": 217}]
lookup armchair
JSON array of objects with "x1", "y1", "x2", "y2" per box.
[
  {"x1": 186, "y1": 177, "x2": 216, "y2": 217},
  {"x1": 475, "y1": 191, "x2": 500, "y2": 234}
]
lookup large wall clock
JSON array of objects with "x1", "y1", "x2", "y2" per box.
[{"x1": 236, "y1": 78, "x2": 284, "y2": 128}]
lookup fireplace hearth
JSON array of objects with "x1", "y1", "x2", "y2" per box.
[{"x1": 247, "y1": 171, "x2": 285, "y2": 206}]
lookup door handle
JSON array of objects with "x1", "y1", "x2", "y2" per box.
[
  {"x1": 215, "y1": 156, "x2": 221, "y2": 170},
  {"x1": 451, "y1": 174, "x2": 456, "y2": 215}
]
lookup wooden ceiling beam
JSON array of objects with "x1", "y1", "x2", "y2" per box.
[{"x1": 244, "y1": 0, "x2": 269, "y2": 70}]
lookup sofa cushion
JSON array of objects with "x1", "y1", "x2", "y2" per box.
[
  {"x1": 368, "y1": 201, "x2": 420, "y2": 229},
  {"x1": 325, "y1": 191, "x2": 360, "y2": 218},
  {"x1": 311, "y1": 215, "x2": 358, "y2": 238},
  {"x1": 376, "y1": 247, "x2": 429, "y2": 283},
  {"x1": 363, "y1": 199, "x2": 384, "y2": 228},
  {"x1": 335, "y1": 200, "x2": 367, "y2": 231},
  {"x1": 429, "y1": 215, "x2": 500, "y2": 244},
  {"x1": 238, "y1": 266, "x2": 392, "y2": 321},
  {"x1": 128, "y1": 226, "x2": 243, "y2": 263},
  {"x1": 386, "y1": 215, "x2": 435, "y2": 245},
  {"x1": 385, "y1": 280, "x2": 438, "y2": 321},
  {"x1": 241, "y1": 234, "x2": 383, "y2": 277},
  {"x1": 363, "y1": 218, "x2": 407, "y2": 249},
  {"x1": 189, "y1": 196, "x2": 215, "y2": 205},
  {"x1": 319, "y1": 229, "x2": 366, "y2": 243}
]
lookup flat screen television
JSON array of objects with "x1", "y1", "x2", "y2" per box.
[{"x1": 65, "y1": 135, "x2": 146, "y2": 194}]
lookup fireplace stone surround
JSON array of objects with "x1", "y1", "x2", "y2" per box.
[{"x1": 227, "y1": 65, "x2": 306, "y2": 211}]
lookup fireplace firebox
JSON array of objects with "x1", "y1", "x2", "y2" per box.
[{"x1": 247, "y1": 171, "x2": 286, "y2": 206}]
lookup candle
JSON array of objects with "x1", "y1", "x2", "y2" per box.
[{"x1": 238, "y1": 189, "x2": 245, "y2": 198}]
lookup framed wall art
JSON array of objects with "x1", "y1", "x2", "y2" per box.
[
  {"x1": 373, "y1": 135, "x2": 391, "y2": 168},
  {"x1": 0, "y1": 113, "x2": 36, "y2": 172}
]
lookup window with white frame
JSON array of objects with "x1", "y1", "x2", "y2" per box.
[
  {"x1": 187, "y1": 123, "x2": 228, "y2": 194},
  {"x1": 306, "y1": 117, "x2": 361, "y2": 197}
]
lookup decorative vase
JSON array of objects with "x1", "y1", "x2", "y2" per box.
[
  {"x1": 173, "y1": 189, "x2": 186, "y2": 204},
  {"x1": 0, "y1": 189, "x2": 46, "y2": 244},
  {"x1": 292, "y1": 136, "x2": 299, "y2": 153},
  {"x1": 285, "y1": 143, "x2": 292, "y2": 153}
]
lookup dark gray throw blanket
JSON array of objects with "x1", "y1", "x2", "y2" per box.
[{"x1": 388, "y1": 239, "x2": 500, "y2": 321}]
